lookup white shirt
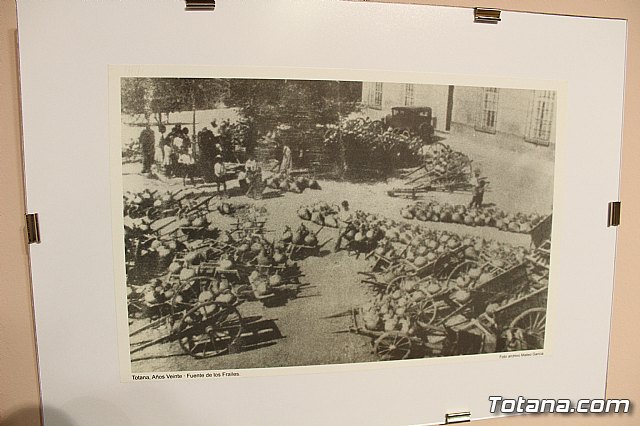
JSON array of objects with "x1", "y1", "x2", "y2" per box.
[
  {"x1": 245, "y1": 159, "x2": 257, "y2": 172},
  {"x1": 173, "y1": 136, "x2": 184, "y2": 149},
  {"x1": 214, "y1": 162, "x2": 226, "y2": 177}
]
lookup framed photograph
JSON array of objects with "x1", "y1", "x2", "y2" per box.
[
  {"x1": 111, "y1": 67, "x2": 561, "y2": 379},
  {"x1": 17, "y1": 1, "x2": 625, "y2": 424}
]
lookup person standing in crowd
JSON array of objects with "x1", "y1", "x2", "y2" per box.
[
  {"x1": 155, "y1": 123, "x2": 166, "y2": 169},
  {"x1": 220, "y1": 119, "x2": 233, "y2": 161},
  {"x1": 163, "y1": 138, "x2": 174, "y2": 177},
  {"x1": 210, "y1": 120, "x2": 224, "y2": 160},
  {"x1": 169, "y1": 124, "x2": 181, "y2": 139},
  {"x1": 163, "y1": 125, "x2": 181, "y2": 177},
  {"x1": 139, "y1": 124, "x2": 155, "y2": 174},
  {"x1": 196, "y1": 126, "x2": 206, "y2": 163},
  {"x1": 178, "y1": 128, "x2": 196, "y2": 185},
  {"x1": 238, "y1": 154, "x2": 256, "y2": 194},
  {"x1": 171, "y1": 126, "x2": 186, "y2": 177},
  {"x1": 245, "y1": 154, "x2": 260, "y2": 197},
  {"x1": 181, "y1": 127, "x2": 191, "y2": 151},
  {"x1": 280, "y1": 143, "x2": 293, "y2": 175},
  {"x1": 172, "y1": 126, "x2": 184, "y2": 151},
  {"x1": 197, "y1": 126, "x2": 216, "y2": 182},
  {"x1": 213, "y1": 155, "x2": 228, "y2": 198},
  {"x1": 205, "y1": 124, "x2": 216, "y2": 158}
]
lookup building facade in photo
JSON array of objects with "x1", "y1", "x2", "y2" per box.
[{"x1": 361, "y1": 82, "x2": 557, "y2": 147}]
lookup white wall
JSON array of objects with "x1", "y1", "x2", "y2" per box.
[
  {"x1": 363, "y1": 83, "x2": 558, "y2": 145},
  {"x1": 452, "y1": 86, "x2": 557, "y2": 145}
]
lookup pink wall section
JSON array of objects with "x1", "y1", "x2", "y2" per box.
[{"x1": 0, "y1": 2, "x2": 42, "y2": 424}]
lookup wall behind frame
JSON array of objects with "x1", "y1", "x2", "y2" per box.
[
  {"x1": 0, "y1": 1, "x2": 42, "y2": 425},
  {"x1": 0, "y1": 0, "x2": 638, "y2": 425}
]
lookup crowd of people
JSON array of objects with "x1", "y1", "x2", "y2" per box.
[
  {"x1": 137, "y1": 120, "x2": 294, "y2": 198},
  {"x1": 137, "y1": 121, "x2": 231, "y2": 185}
]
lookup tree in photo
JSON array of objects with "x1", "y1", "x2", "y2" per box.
[
  {"x1": 226, "y1": 79, "x2": 362, "y2": 154},
  {"x1": 121, "y1": 77, "x2": 155, "y2": 123},
  {"x1": 121, "y1": 77, "x2": 230, "y2": 129},
  {"x1": 151, "y1": 78, "x2": 230, "y2": 134}
]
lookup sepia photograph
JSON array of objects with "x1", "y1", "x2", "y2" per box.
[{"x1": 112, "y1": 69, "x2": 556, "y2": 376}]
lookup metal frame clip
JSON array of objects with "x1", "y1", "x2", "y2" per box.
[
  {"x1": 185, "y1": 0, "x2": 216, "y2": 11},
  {"x1": 608, "y1": 201, "x2": 621, "y2": 227},
  {"x1": 26, "y1": 213, "x2": 41, "y2": 244},
  {"x1": 445, "y1": 411, "x2": 471, "y2": 424},
  {"x1": 474, "y1": 8, "x2": 501, "y2": 24}
]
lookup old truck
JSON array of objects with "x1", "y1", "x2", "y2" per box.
[{"x1": 382, "y1": 106, "x2": 435, "y2": 142}]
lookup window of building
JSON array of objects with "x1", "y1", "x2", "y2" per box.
[
  {"x1": 476, "y1": 87, "x2": 499, "y2": 134},
  {"x1": 368, "y1": 82, "x2": 383, "y2": 109},
  {"x1": 525, "y1": 90, "x2": 555, "y2": 146},
  {"x1": 404, "y1": 83, "x2": 415, "y2": 106}
]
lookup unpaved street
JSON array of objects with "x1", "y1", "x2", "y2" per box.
[{"x1": 126, "y1": 147, "x2": 542, "y2": 372}]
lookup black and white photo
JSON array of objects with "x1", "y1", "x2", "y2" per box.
[{"x1": 111, "y1": 68, "x2": 557, "y2": 378}]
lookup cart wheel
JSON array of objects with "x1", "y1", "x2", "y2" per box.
[
  {"x1": 374, "y1": 332, "x2": 413, "y2": 360},
  {"x1": 171, "y1": 276, "x2": 216, "y2": 315},
  {"x1": 415, "y1": 297, "x2": 438, "y2": 327},
  {"x1": 446, "y1": 260, "x2": 479, "y2": 290},
  {"x1": 178, "y1": 301, "x2": 243, "y2": 358},
  {"x1": 507, "y1": 308, "x2": 546, "y2": 350}
]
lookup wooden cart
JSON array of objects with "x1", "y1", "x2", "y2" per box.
[
  {"x1": 418, "y1": 258, "x2": 548, "y2": 357},
  {"x1": 387, "y1": 143, "x2": 474, "y2": 198},
  {"x1": 370, "y1": 243, "x2": 469, "y2": 280},
  {"x1": 351, "y1": 249, "x2": 549, "y2": 360},
  {"x1": 129, "y1": 300, "x2": 244, "y2": 359}
]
